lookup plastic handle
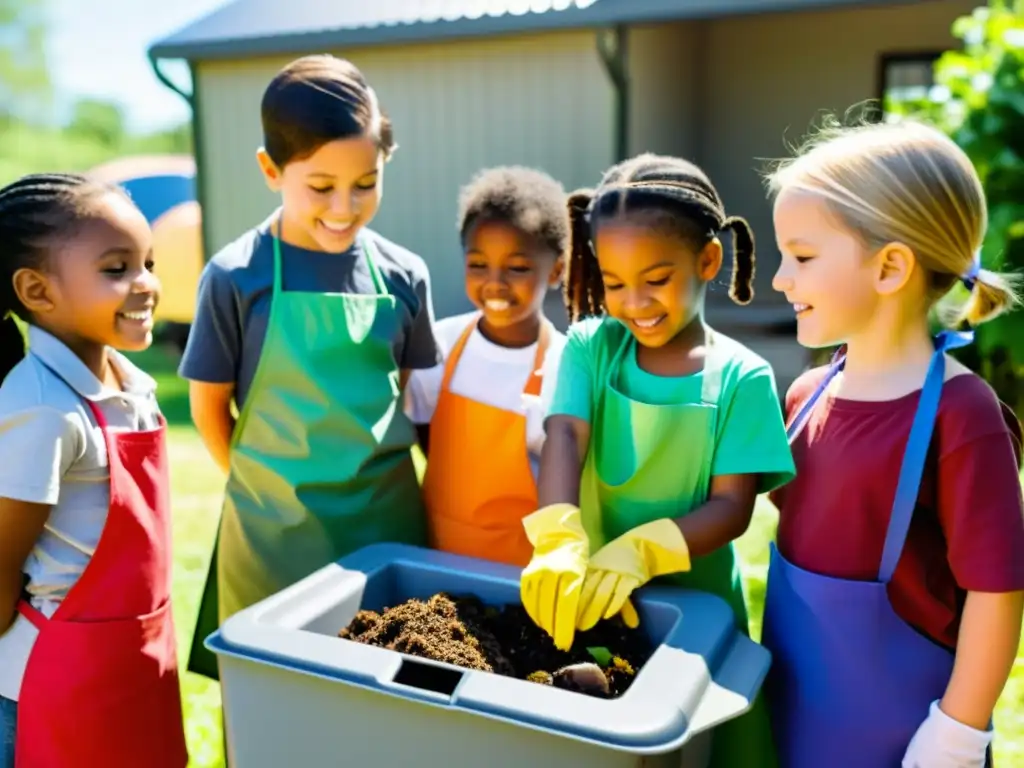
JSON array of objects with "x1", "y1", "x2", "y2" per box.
[{"x1": 382, "y1": 657, "x2": 466, "y2": 704}]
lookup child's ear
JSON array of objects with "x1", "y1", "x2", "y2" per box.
[
  {"x1": 13, "y1": 268, "x2": 55, "y2": 315},
  {"x1": 874, "y1": 241, "x2": 916, "y2": 296},
  {"x1": 255, "y1": 148, "x2": 283, "y2": 192},
  {"x1": 698, "y1": 238, "x2": 724, "y2": 281},
  {"x1": 548, "y1": 255, "x2": 566, "y2": 289}
]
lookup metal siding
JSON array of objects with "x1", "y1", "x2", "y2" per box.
[
  {"x1": 194, "y1": 62, "x2": 276, "y2": 255},
  {"x1": 194, "y1": 30, "x2": 614, "y2": 320}
]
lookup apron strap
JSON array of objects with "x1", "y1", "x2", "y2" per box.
[
  {"x1": 786, "y1": 346, "x2": 846, "y2": 444},
  {"x1": 440, "y1": 317, "x2": 552, "y2": 396},
  {"x1": 439, "y1": 320, "x2": 476, "y2": 392},
  {"x1": 699, "y1": 331, "x2": 727, "y2": 442},
  {"x1": 359, "y1": 233, "x2": 390, "y2": 296},
  {"x1": 17, "y1": 598, "x2": 47, "y2": 629},
  {"x1": 524, "y1": 321, "x2": 552, "y2": 397},
  {"x1": 878, "y1": 329, "x2": 973, "y2": 582},
  {"x1": 607, "y1": 321, "x2": 726, "y2": 408},
  {"x1": 271, "y1": 215, "x2": 390, "y2": 296},
  {"x1": 699, "y1": 330, "x2": 724, "y2": 405},
  {"x1": 272, "y1": 216, "x2": 284, "y2": 294}
]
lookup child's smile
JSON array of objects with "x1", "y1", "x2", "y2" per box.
[
  {"x1": 464, "y1": 219, "x2": 560, "y2": 347},
  {"x1": 35, "y1": 192, "x2": 161, "y2": 370},
  {"x1": 594, "y1": 223, "x2": 711, "y2": 349}
]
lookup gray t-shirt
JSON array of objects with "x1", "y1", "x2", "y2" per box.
[{"x1": 179, "y1": 219, "x2": 441, "y2": 408}]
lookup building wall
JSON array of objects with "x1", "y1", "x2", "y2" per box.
[
  {"x1": 626, "y1": 22, "x2": 703, "y2": 162},
  {"x1": 190, "y1": 0, "x2": 973, "y2": 386},
  {"x1": 701, "y1": 0, "x2": 976, "y2": 314},
  {"x1": 194, "y1": 30, "x2": 615, "y2": 321},
  {"x1": 623, "y1": 0, "x2": 974, "y2": 389}
]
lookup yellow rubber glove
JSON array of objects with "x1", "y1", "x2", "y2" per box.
[
  {"x1": 575, "y1": 518, "x2": 690, "y2": 632},
  {"x1": 520, "y1": 503, "x2": 590, "y2": 651}
]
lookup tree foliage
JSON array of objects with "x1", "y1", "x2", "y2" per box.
[{"x1": 0, "y1": 0, "x2": 51, "y2": 123}]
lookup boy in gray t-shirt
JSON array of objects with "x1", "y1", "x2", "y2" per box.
[
  {"x1": 179, "y1": 219, "x2": 440, "y2": 410},
  {"x1": 180, "y1": 54, "x2": 442, "y2": 684}
]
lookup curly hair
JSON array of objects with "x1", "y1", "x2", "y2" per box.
[
  {"x1": 457, "y1": 166, "x2": 570, "y2": 258},
  {"x1": 565, "y1": 153, "x2": 756, "y2": 323}
]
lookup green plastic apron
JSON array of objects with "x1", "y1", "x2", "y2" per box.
[
  {"x1": 579, "y1": 325, "x2": 777, "y2": 768},
  {"x1": 187, "y1": 221, "x2": 427, "y2": 681}
]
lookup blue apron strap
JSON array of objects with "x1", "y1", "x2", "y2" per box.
[
  {"x1": 786, "y1": 347, "x2": 846, "y2": 444},
  {"x1": 878, "y1": 330, "x2": 974, "y2": 582}
]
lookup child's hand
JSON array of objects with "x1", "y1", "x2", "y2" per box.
[
  {"x1": 520, "y1": 504, "x2": 589, "y2": 651},
  {"x1": 575, "y1": 519, "x2": 690, "y2": 632},
  {"x1": 901, "y1": 700, "x2": 991, "y2": 767}
]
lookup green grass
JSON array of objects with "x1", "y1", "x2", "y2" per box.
[{"x1": 134, "y1": 343, "x2": 1024, "y2": 767}]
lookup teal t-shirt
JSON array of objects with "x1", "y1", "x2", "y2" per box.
[{"x1": 549, "y1": 316, "x2": 795, "y2": 493}]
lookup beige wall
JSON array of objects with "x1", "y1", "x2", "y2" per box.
[
  {"x1": 626, "y1": 22, "x2": 703, "y2": 161},
  {"x1": 626, "y1": 0, "x2": 975, "y2": 327},
  {"x1": 194, "y1": 31, "x2": 615, "y2": 320},
  {"x1": 705, "y1": 0, "x2": 976, "y2": 316},
  {"x1": 620, "y1": 0, "x2": 975, "y2": 387}
]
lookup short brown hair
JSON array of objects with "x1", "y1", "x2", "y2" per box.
[{"x1": 261, "y1": 54, "x2": 396, "y2": 167}]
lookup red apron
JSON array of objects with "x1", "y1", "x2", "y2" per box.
[{"x1": 15, "y1": 397, "x2": 187, "y2": 768}]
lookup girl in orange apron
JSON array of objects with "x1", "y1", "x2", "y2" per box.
[
  {"x1": 407, "y1": 167, "x2": 569, "y2": 566},
  {"x1": 0, "y1": 173, "x2": 187, "y2": 768}
]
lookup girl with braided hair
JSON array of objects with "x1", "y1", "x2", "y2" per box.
[
  {"x1": 0, "y1": 173, "x2": 187, "y2": 767},
  {"x1": 518, "y1": 153, "x2": 792, "y2": 768}
]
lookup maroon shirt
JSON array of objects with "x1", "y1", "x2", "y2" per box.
[{"x1": 771, "y1": 368, "x2": 1024, "y2": 649}]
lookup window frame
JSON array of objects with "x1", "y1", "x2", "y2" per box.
[{"x1": 875, "y1": 50, "x2": 945, "y2": 118}]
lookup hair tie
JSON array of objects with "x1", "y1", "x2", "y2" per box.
[{"x1": 961, "y1": 250, "x2": 981, "y2": 291}]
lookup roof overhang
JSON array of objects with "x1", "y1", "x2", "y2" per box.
[{"x1": 149, "y1": 0, "x2": 912, "y2": 62}]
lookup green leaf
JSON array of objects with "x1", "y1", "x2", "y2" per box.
[{"x1": 587, "y1": 646, "x2": 613, "y2": 666}]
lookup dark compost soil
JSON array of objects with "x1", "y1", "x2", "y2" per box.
[{"x1": 338, "y1": 592, "x2": 653, "y2": 698}]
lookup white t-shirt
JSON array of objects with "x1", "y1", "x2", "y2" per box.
[
  {"x1": 404, "y1": 311, "x2": 565, "y2": 476},
  {"x1": 0, "y1": 326, "x2": 162, "y2": 701}
]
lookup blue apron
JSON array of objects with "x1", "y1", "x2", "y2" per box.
[{"x1": 762, "y1": 331, "x2": 990, "y2": 767}]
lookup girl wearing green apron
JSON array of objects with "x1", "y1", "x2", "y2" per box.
[
  {"x1": 179, "y1": 55, "x2": 440, "y2": 682},
  {"x1": 521, "y1": 153, "x2": 795, "y2": 768}
]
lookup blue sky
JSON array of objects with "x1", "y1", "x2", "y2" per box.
[{"x1": 48, "y1": 0, "x2": 226, "y2": 133}]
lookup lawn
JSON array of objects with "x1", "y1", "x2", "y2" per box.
[{"x1": 135, "y1": 343, "x2": 1024, "y2": 767}]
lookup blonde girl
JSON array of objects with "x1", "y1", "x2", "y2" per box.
[{"x1": 764, "y1": 118, "x2": 1024, "y2": 768}]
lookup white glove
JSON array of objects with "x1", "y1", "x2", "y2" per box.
[{"x1": 902, "y1": 700, "x2": 992, "y2": 768}]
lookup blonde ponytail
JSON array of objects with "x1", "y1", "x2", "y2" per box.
[{"x1": 957, "y1": 267, "x2": 1022, "y2": 327}]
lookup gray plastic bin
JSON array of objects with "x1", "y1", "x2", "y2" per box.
[{"x1": 207, "y1": 543, "x2": 770, "y2": 768}]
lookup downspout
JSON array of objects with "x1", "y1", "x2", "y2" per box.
[
  {"x1": 596, "y1": 25, "x2": 629, "y2": 162},
  {"x1": 147, "y1": 53, "x2": 213, "y2": 263}
]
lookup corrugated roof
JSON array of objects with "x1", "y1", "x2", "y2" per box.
[{"x1": 149, "y1": 0, "x2": 900, "y2": 62}]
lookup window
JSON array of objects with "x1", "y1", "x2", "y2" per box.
[{"x1": 876, "y1": 52, "x2": 943, "y2": 118}]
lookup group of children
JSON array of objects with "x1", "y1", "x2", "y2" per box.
[{"x1": 0, "y1": 51, "x2": 1020, "y2": 768}]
